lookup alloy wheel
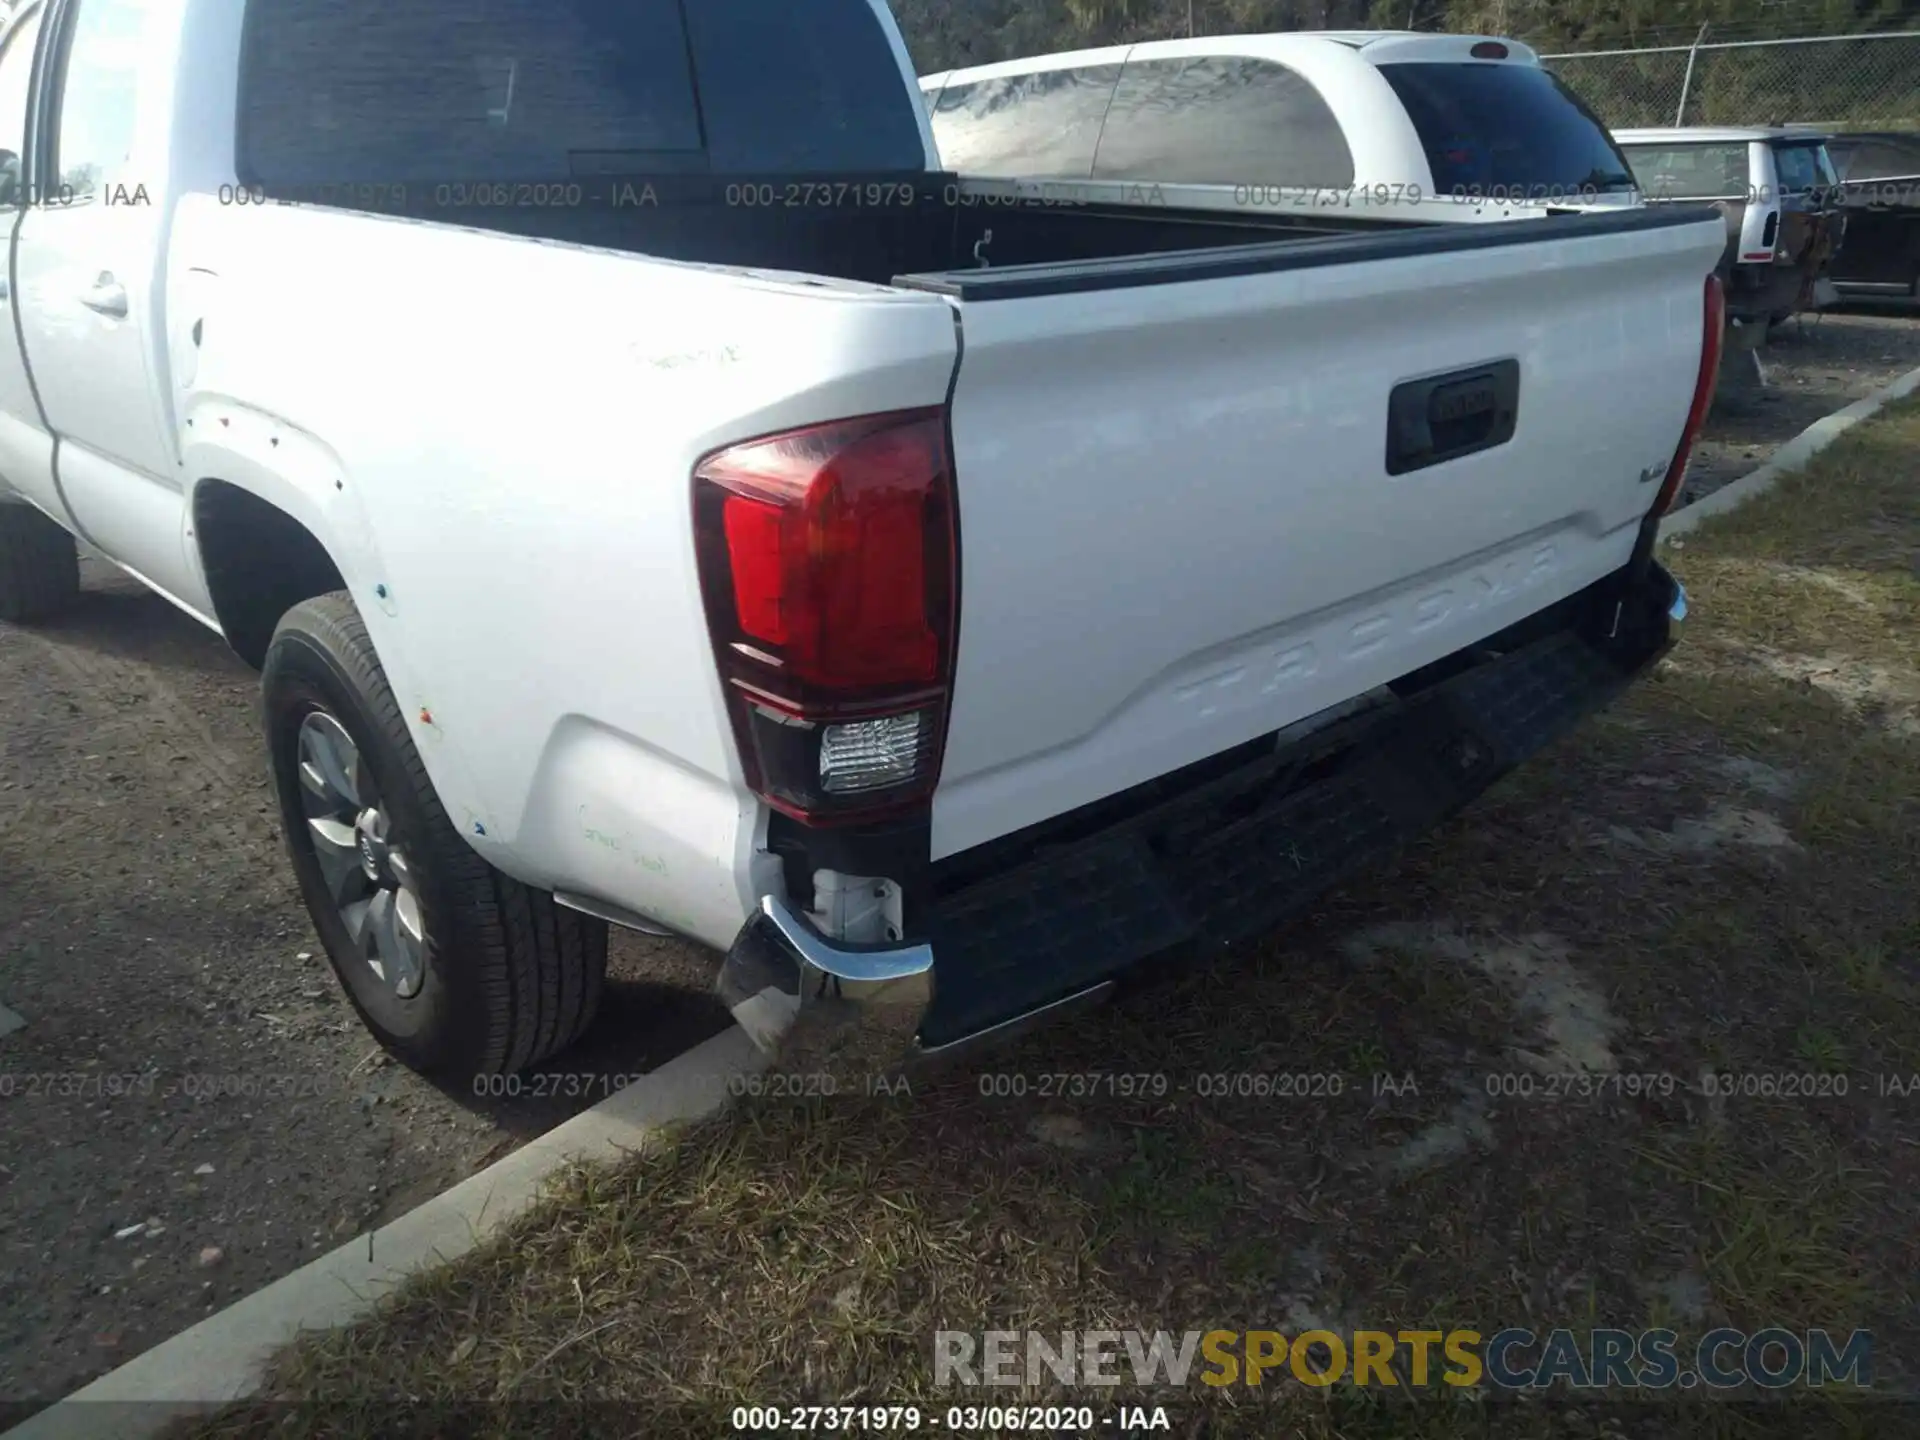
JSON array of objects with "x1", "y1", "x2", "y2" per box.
[{"x1": 295, "y1": 711, "x2": 426, "y2": 999}]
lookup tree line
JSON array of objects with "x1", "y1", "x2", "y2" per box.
[{"x1": 894, "y1": 0, "x2": 1918, "y2": 74}]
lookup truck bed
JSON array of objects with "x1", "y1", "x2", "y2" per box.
[{"x1": 264, "y1": 171, "x2": 1397, "y2": 286}]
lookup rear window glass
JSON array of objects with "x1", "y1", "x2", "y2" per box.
[
  {"x1": 1622, "y1": 143, "x2": 1748, "y2": 200},
  {"x1": 1377, "y1": 62, "x2": 1635, "y2": 201},
  {"x1": 238, "y1": 0, "x2": 925, "y2": 186},
  {"x1": 1772, "y1": 141, "x2": 1837, "y2": 192},
  {"x1": 682, "y1": 0, "x2": 925, "y2": 172}
]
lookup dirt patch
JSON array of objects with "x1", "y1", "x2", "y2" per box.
[
  {"x1": 1345, "y1": 924, "x2": 1621, "y2": 1075},
  {"x1": 172, "y1": 406, "x2": 1920, "y2": 1437},
  {"x1": 0, "y1": 559, "x2": 730, "y2": 1409},
  {"x1": 1603, "y1": 800, "x2": 1804, "y2": 856}
]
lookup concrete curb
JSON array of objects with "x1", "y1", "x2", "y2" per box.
[
  {"x1": 1661, "y1": 362, "x2": 1920, "y2": 540},
  {"x1": 1, "y1": 1024, "x2": 766, "y2": 1440}
]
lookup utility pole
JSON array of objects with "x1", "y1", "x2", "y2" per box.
[{"x1": 1674, "y1": 22, "x2": 1710, "y2": 126}]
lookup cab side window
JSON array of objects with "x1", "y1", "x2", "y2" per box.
[
  {"x1": 1093, "y1": 56, "x2": 1354, "y2": 189},
  {"x1": 0, "y1": 8, "x2": 46, "y2": 205},
  {"x1": 930, "y1": 66, "x2": 1122, "y2": 178},
  {"x1": 50, "y1": 0, "x2": 152, "y2": 200}
]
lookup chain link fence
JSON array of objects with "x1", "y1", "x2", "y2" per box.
[{"x1": 1543, "y1": 31, "x2": 1920, "y2": 132}]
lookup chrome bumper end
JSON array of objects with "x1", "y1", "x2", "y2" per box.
[{"x1": 715, "y1": 896, "x2": 933, "y2": 1077}]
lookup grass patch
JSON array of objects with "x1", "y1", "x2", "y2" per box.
[{"x1": 181, "y1": 403, "x2": 1920, "y2": 1440}]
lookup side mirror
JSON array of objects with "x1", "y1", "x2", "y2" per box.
[{"x1": 0, "y1": 151, "x2": 18, "y2": 208}]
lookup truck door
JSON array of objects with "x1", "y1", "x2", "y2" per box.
[
  {"x1": 0, "y1": 1, "x2": 66, "y2": 524},
  {"x1": 13, "y1": 0, "x2": 213, "y2": 616}
]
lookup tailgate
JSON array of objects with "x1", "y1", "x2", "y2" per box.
[{"x1": 900, "y1": 208, "x2": 1726, "y2": 860}]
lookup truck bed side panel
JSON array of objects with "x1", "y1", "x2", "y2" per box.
[{"x1": 167, "y1": 197, "x2": 961, "y2": 944}]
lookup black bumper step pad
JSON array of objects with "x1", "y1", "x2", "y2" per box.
[{"x1": 919, "y1": 628, "x2": 1642, "y2": 1049}]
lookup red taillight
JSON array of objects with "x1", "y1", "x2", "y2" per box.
[
  {"x1": 1469, "y1": 40, "x2": 1509, "y2": 59},
  {"x1": 693, "y1": 408, "x2": 957, "y2": 824},
  {"x1": 1651, "y1": 273, "x2": 1726, "y2": 518}
]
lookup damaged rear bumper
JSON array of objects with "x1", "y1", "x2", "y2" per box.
[
  {"x1": 716, "y1": 894, "x2": 934, "y2": 1076},
  {"x1": 718, "y1": 564, "x2": 1689, "y2": 1073}
]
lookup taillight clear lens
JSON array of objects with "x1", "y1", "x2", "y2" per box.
[
  {"x1": 1653, "y1": 273, "x2": 1726, "y2": 517},
  {"x1": 820, "y1": 711, "x2": 931, "y2": 795},
  {"x1": 693, "y1": 409, "x2": 957, "y2": 824}
]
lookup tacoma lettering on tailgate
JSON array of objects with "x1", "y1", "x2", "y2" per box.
[{"x1": 1173, "y1": 543, "x2": 1560, "y2": 720}]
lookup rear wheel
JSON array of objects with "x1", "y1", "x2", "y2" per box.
[
  {"x1": 263, "y1": 592, "x2": 606, "y2": 1076},
  {"x1": 0, "y1": 500, "x2": 80, "y2": 621}
]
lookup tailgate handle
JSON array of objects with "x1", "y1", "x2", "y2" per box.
[{"x1": 1386, "y1": 359, "x2": 1520, "y2": 476}]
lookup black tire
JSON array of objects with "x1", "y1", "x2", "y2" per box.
[
  {"x1": 262, "y1": 591, "x2": 606, "y2": 1076},
  {"x1": 0, "y1": 500, "x2": 80, "y2": 621}
]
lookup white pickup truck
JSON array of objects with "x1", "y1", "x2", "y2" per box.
[{"x1": 0, "y1": 0, "x2": 1722, "y2": 1078}]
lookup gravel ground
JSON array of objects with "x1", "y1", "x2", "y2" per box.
[
  {"x1": 1681, "y1": 304, "x2": 1920, "y2": 508},
  {"x1": 0, "y1": 556, "x2": 729, "y2": 1411},
  {"x1": 1, "y1": 302, "x2": 1915, "y2": 1417}
]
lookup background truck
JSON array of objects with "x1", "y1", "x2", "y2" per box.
[
  {"x1": 0, "y1": 0, "x2": 1722, "y2": 1077},
  {"x1": 920, "y1": 31, "x2": 1643, "y2": 225}
]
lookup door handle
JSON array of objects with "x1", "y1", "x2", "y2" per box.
[
  {"x1": 0, "y1": 276, "x2": 9, "y2": 303},
  {"x1": 81, "y1": 273, "x2": 128, "y2": 318}
]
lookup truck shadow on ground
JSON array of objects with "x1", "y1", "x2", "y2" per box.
[
  {"x1": 9, "y1": 563, "x2": 740, "y2": 1139},
  {"x1": 30, "y1": 564, "x2": 254, "y2": 684},
  {"x1": 0, "y1": 838, "x2": 737, "y2": 1146},
  {"x1": 0, "y1": 570, "x2": 736, "y2": 1407},
  {"x1": 451, "y1": 958, "x2": 736, "y2": 1138}
]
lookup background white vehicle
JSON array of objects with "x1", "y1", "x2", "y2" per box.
[
  {"x1": 920, "y1": 31, "x2": 1643, "y2": 224},
  {"x1": 1614, "y1": 127, "x2": 1846, "y2": 325},
  {"x1": 0, "y1": 0, "x2": 1720, "y2": 1078}
]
